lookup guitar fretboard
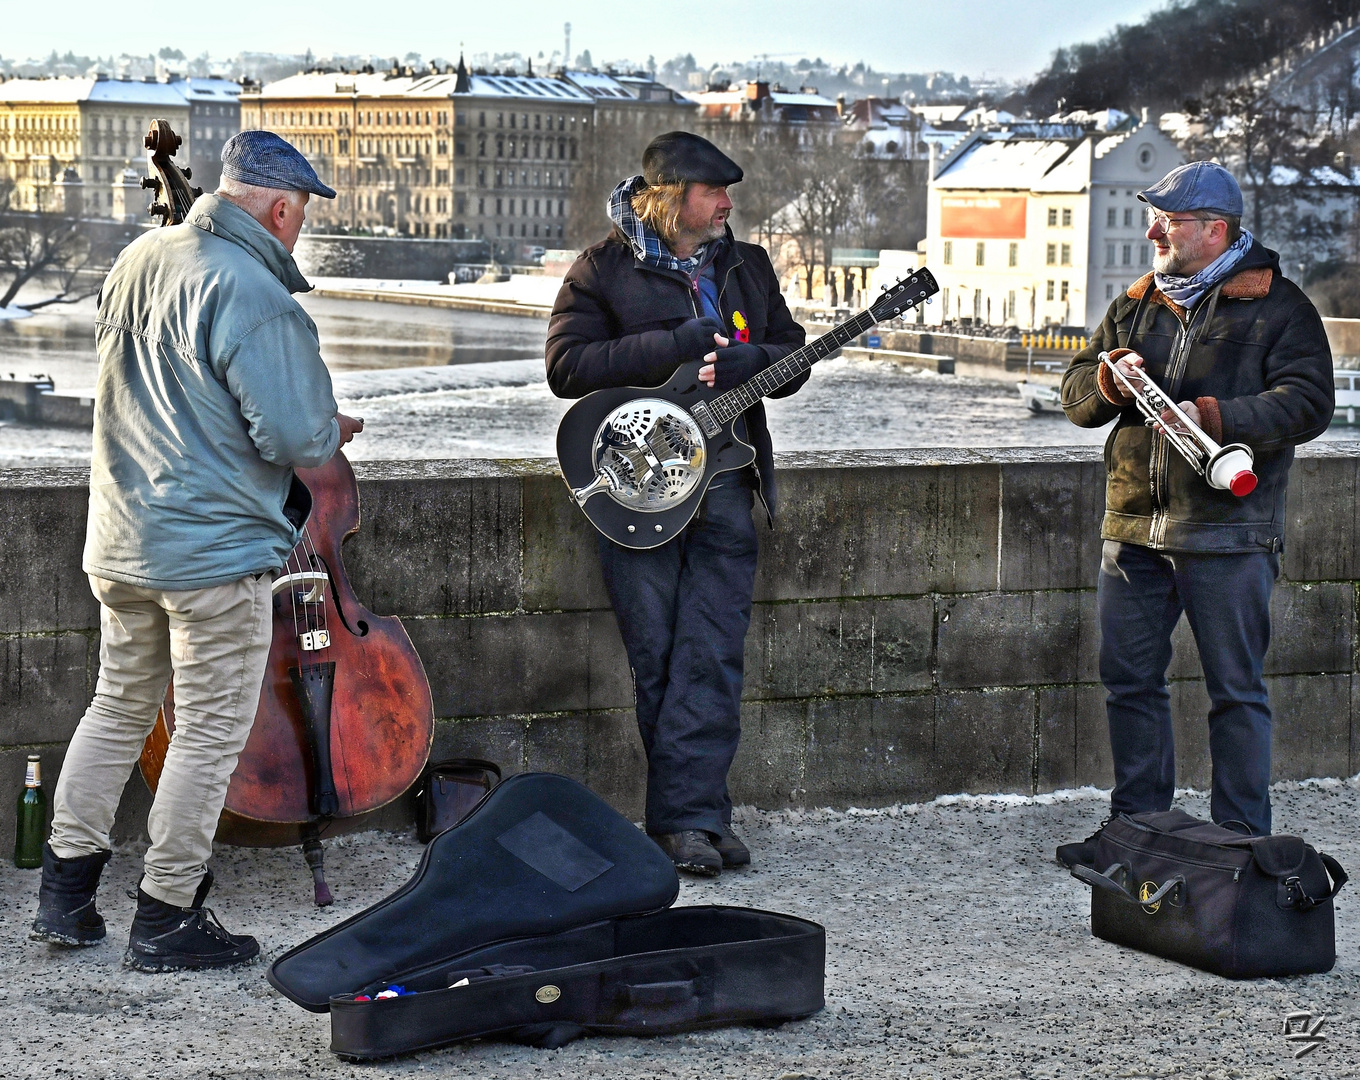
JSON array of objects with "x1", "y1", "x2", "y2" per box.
[{"x1": 708, "y1": 308, "x2": 879, "y2": 425}]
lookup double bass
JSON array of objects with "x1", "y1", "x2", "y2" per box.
[{"x1": 135, "y1": 120, "x2": 434, "y2": 905}]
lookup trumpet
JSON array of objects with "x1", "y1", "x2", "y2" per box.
[{"x1": 1100, "y1": 351, "x2": 1258, "y2": 497}]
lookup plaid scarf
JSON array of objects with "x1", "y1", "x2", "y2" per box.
[
  {"x1": 1154, "y1": 229, "x2": 1254, "y2": 310},
  {"x1": 607, "y1": 175, "x2": 711, "y2": 276}
]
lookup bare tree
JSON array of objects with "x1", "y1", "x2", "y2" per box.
[
  {"x1": 1183, "y1": 88, "x2": 1332, "y2": 239},
  {"x1": 0, "y1": 180, "x2": 103, "y2": 311}
]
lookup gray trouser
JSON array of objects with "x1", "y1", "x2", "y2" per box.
[{"x1": 49, "y1": 574, "x2": 273, "y2": 907}]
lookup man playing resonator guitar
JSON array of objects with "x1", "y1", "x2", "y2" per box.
[{"x1": 546, "y1": 132, "x2": 808, "y2": 875}]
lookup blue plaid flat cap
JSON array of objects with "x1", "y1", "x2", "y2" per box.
[
  {"x1": 221, "y1": 130, "x2": 336, "y2": 199},
  {"x1": 1138, "y1": 160, "x2": 1242, "y2": 217}
]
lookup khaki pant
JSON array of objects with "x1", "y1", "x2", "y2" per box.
[{"x1": 50, "y1": 574, "x2": 273, "y2": 907}]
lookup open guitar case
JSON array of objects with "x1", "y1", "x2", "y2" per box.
[{"x1": 268, "y1": 773, "x2": 825, "y2": 1060}]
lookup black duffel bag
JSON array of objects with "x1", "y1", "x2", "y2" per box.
[{"x1": 1072, "y1": 809, "x2": 1347, "y2": 978}]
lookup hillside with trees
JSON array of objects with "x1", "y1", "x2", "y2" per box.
[{"x1": 1018, "y1": 0, "x2": 1360, "y2": 114}]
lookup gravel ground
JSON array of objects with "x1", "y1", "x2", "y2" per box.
[{"x1": 2, "y1": 780, "x2": 1358, "y2": 1079}]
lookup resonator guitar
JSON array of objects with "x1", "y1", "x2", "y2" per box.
[{"x1": 556, "y1": 268, "x2": 939, "y2": 548}]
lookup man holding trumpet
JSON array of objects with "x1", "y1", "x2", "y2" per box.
[{"x1": 1057, "y1": 161, "x2": 1334, "y2": 865}]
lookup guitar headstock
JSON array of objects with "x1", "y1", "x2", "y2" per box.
[
  {"x1": 142, "y1": 119, "x2": 202, "y2": 227},
  {"x1": 868, "y1": 267, "x2": 940, "y2": 323}
]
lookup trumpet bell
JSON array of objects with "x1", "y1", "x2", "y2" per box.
[{"x1": 1207, "y1": 445, "x2": 1257, "y2": 496}]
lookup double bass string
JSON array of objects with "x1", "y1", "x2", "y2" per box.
[{"x1": 300, "y1": 527, "x2": 329, "y2": 653}]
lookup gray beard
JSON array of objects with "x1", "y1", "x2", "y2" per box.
[
  {"x1": 672, "y1": 222, "x2": 725, "y2": 253},
  {"x1": 1154, "y1": 234, "x2": 1206, "y2": 276}
]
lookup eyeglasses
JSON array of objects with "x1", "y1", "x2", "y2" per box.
[{"x1": 1145, "y1": 208, "x2": 1212, "y2": 232}]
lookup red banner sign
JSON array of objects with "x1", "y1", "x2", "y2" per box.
[{"x1": 940, "y1": 195, "x2": 1027, "y2": 239}]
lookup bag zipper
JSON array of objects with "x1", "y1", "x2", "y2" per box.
[{"x1": 1112, "y1": 836, "x2": 1247, "y2": 875}]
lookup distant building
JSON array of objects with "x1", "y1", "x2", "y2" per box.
[
  {"x1": 0, "y1": 74, "x2": 239, "y2": 216},
  {"x1": 693, "y1": 81, "x2": 839, "y2": 134},
  {"x1": 242, "y1": 61, "x2": 594, "y2": 256},
  {"x1": 0, "y1": 75, "x2": 191, "y2": 216},
  {"x1": 924, "y1": 121, "x2": 1184, "y2": 331},
  {"x1": 176, "y1": 77, "x2": 242, "y2": 191},
  {"x1": 558, "y1": 69, "x2": 696, "y2": 243},
  {"x1": 840, "y1": 96, "x2": 926, "y2": 159}
]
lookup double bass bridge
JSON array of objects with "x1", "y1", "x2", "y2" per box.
[{"x1": 273, "y1": 569, "x2": 332, "y2": 651}]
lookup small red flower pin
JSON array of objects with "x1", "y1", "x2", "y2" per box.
[{"x1": 732, "y1": 310, "x2": 750, "y2": 343}]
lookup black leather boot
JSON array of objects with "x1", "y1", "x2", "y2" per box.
[
  {"x1": 649, "y1": 830, "x2": 722, "y2": 876},
  {"x1": 124, "y1": 869, "x2": 259, "y2": 973},
  {"x1": 711, "y1": 824, "x2": 751, "y2": 869},
  {"x1": 31, "y1": 844, "x2": 113, "y2": 946}
]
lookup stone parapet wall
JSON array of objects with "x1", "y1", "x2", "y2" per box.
[{"x1": 3, "y1": 445, "x2": 1358, "y2": 840}]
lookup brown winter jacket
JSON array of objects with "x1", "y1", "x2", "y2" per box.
[{"x1": 1061, "y1": 241, "x2": 1333, "y2": 553}]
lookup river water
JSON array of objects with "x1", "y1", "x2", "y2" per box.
[{"x1": 2, "y1": 292, "x2": 1337, "y2": 469}]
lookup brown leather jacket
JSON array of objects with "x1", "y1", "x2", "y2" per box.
[{"x1": 1061, "y1": 241, "x2": 1333, "y2": 553}]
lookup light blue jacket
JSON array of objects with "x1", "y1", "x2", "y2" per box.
[{"x1": 85, "y1": 194, "x2": 340, "y2": 590}]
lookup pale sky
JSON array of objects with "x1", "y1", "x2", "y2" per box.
[{"x1": 3, "y1": 0, "x2": 1170, "y2": 82}]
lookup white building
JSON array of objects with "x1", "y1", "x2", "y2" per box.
[{"x1": 923, "y1": 121, "x2": 1184, "y2": 331}]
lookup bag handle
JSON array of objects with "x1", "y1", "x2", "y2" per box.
[
  {"x1": 1281, "y1": 852, "x2": 1348, "y2": 910},
  {"x1": 1072, "y1": 863, "x2": 1185, "y2": 908},
  {"x1": 1072, "y1": 862, "x2": 1136, "y2": 903}
]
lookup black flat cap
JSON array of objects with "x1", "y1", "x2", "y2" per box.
[{"x1": 642, "y1": 131, "x2": 743, "y2": 187}]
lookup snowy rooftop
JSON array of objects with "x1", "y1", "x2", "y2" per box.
[
  {"x1": 0, "y1": 76, "x2": 211, "y2": 107},
  {"x1": 911, "y1": 104, "x2": 968, "y2": 123},
  {"x1": 934, "y1": 133, "x2": 1087, "y2": 191},
  {"x1": 560, "y1": 71, "x2": 636, "y2": 98},
  {"x1": 463, "y1": 74, "x2": 589, "y2": 102},
  {"x1": 178, "y1": 78, "x2": 241, "y2": 102},
  {"x1": 0, "y1": 77, "x2": 180, "y2": 106},
  {"x1": 695, "y1": 88, "x2": 836, "y2": 109},
  {"x1": 258, "y1": 71, "x2": 590, "y2": 103}
]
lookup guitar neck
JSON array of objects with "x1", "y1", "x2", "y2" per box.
[{"x1": 708, "y1": 308, "x2": 879, "y2": 425}]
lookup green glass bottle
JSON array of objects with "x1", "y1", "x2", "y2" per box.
[{"x1": 14, "y1": 754, "x2": 45, "y2": 868}]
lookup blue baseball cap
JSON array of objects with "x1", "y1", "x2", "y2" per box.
[
  {"x1": 220, "y1": 130, "x2": 336, "y2": 199},
  {"x1": 1137, "y1": 160, "x2": 1242, "y2": 217}
]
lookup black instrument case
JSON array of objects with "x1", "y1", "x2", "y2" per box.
[{"x1": 268, "y1": 773, "x2": 825, "y2": 1059}]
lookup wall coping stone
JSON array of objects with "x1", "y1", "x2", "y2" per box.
[{"x1": 9, "y1": 440, "x2": 1360, "y2": 490}]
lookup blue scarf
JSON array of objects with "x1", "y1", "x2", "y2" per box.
[
  {"x1": 607, "y1": 175, "x2": 713, "y2": 276},
  {"x1": 1154, "y1": 229, "x2": 1254, "y2": 310}
]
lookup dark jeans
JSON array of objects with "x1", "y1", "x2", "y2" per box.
[
  {"x1": 1098, "y1": 539, "x2": 1278, "y2": 835},
  {"x1": 597, "y1": 483, "x2": 759, "y2": 835}
]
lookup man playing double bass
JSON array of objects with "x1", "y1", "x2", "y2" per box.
[
  {"x1": 31, "y1": 132, "x2": 362, "y2": 971},
  {"x1": 546, "y1": 132, "x2": 807, "y2": 875}
]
